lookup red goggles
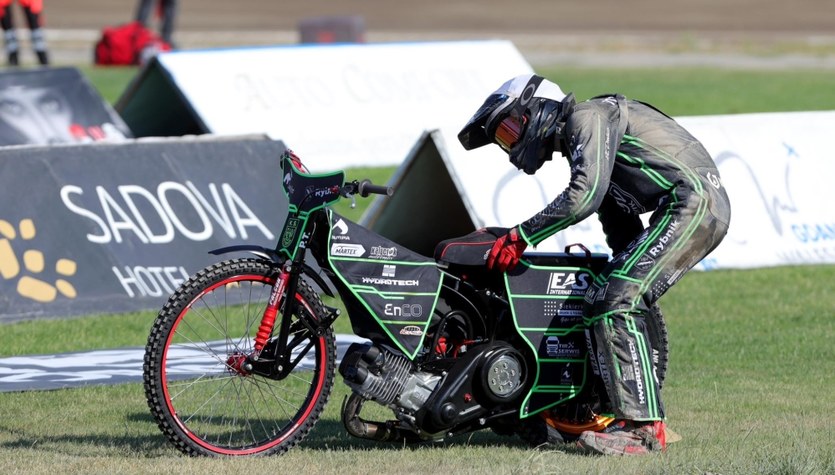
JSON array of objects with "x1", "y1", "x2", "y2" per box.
[{"x1": 494, "y1": 114, "x2": 526, "y2": 152}]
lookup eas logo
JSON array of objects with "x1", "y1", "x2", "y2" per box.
[{"x1": 547, "y1": 272, "x2": 590, "y2": 296}]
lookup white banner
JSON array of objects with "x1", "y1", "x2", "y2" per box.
[
  {"x1": 153, "y1": 41, "x2": 833, "y2": 269},
  {"x1": 155, "y1": 40, "x2": 533, "y2": 171},
  {"x1": 436, "y1": 110, "x2": 835, "y2": 269}
]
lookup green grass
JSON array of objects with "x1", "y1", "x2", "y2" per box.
[
  {"x1": 79, "y1": 66, "x2": 140, "y2": 105},
  {"x1": 537, "y1": 67, "x2": 835, "y2": 116},
  {"x1": 1, "y1": 67, "x2": 834, "y2": 473},
  {"x1": 78, "y1": 65, "x2": 835, "y2": 116},
  {"x1": 1, "y1": 266, "x2": 833, "y2": 473}
]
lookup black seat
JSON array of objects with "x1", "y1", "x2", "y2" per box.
[{"x1": 433, "y1": 227, "x2": 508, "y2": 266}]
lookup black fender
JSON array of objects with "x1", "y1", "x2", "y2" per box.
[{"x1": 209, "y1": 245, "x2": 335, "y2": 297}]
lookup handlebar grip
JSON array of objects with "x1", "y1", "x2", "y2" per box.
[{"x1": 358, "y1": 179, "x2": 394, "y2": 197}]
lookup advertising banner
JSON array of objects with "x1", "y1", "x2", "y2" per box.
[
  {"x1": 117, "y1": 40, "x2": 534, "y2": 171},
  {"x1": 365, "y1": 110, "x2": 835, "y2": 270},
  {"x1": 0, "y1": 136, "x2": 287, "y2": 322},
  {"x1": 0, "y1": 67, "x2": 132, "y2": 146}
]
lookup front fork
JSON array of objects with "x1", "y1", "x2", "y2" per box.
[
  {"x1": 237, "y1": 247, "x2": 333, "y2": 379},
  {"x1": 252, "y1": 266, "x2": 291, "y2": 360},
  {"x1": 225, "y1": 259, "x2": 299, "y2": 378}
]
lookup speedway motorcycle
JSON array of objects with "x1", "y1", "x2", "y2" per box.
[{"x1": 143, "y1": 150, "x2": 669, "y2": 456}]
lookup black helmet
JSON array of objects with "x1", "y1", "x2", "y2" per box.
[{"x1": 458, "y1": 74, "x2": 575, "y2": 175}]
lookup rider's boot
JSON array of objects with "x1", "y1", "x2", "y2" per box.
[{"x1": 576, "y1": 420, "x2": 667, "y2": 456}]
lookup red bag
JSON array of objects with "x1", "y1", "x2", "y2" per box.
[{"x1": 94, "y1": 21, "x2": 171, "y2": 66}]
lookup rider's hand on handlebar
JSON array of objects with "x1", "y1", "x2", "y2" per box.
[{"x1": 487, "y1": 226, "x2": 527, "y2": 272}]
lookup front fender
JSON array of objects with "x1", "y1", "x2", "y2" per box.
[
  {"x1": 210, "y1": 245, "x2": 280, "y2": 262},
  {"x1": 209, "y1": 245, "x2": 335, "y2": 297}
]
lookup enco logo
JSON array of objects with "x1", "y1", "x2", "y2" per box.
[{"x1": 384, "y1": 303, "x2": 423, "y2": 318}]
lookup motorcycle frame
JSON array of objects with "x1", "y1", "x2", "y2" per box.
[{"x1": 213, "y1": 155, "x2": 608, "y2": 420}]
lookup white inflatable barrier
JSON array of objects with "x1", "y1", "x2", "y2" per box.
[
  {"x1": 118, "y1": 40, "x2": 533, "y2": 171},
  {"x1": 379, "y1": 110, "x2": 835, "y2": 270},
  {"x1": 117, "y1": 40, "x2": 833, "y2": 269}
]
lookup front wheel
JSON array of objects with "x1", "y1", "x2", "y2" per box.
[{"x1": 143, "y1": 258, "x2": 335, "y2": 456}]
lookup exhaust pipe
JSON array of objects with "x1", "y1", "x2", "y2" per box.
[{"x1": 340, "y1": 394, "x2": 421, "y2": 443}]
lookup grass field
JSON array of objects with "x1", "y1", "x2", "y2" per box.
[{"x1": 1, "y1": 65, "x2": 834, "y2": 473}]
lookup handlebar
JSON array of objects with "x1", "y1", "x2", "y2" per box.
[
  {"x1": 357, "y1": 179, "x2": 393, "y2": 197},
  {"x1": 342, "y1": 179, "x2": 394, "y2": 198}
]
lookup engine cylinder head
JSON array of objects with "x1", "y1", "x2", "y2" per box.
[{"x1": 339, "y1": 343, "x2": 413, "y2": 405}]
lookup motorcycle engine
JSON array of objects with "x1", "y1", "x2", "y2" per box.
[{"x1": 339, "y1": 343, "x2": 441, "y2": 413}]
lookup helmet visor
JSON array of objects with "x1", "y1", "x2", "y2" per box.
[
  {"x1": 494, "y1": 114, "x2": 526, "y2": 153},
  {"x1": 458, "y1": 93, "x2": 510, "y2": 150}
]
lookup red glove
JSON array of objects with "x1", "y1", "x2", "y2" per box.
[{"x1": 487, "y1": 227, "x2": 527, "y2": 272}]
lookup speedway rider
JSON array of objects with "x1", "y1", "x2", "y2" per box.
[{"x1": 458, "y1": 74, "x2": 731, "y2": 455}]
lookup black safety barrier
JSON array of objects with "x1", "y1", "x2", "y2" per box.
[
  {"x1": 0, "y1": 67, "x2": 133, "y2": 146},
  {"x1": 0, "y1": 135, "x2": 287, "y2": 322}
]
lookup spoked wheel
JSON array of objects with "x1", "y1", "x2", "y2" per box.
[{"x1": 143, "y1": 258, "x2": 335, "y2": 456}]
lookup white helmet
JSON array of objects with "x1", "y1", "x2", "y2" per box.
[{"x1": 458, "y1": 74, "x2": 574, "y2": 174}]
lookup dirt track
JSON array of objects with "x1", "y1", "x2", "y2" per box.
[
  {"x1": 9, "y1": 0, "x2": 835, "y2": 68},
  {"x1": 41, "y1": 0, "x2": 835, "y2": 33}
]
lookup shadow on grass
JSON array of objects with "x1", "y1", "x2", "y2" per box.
[
  {"x1": 0, "y1": 411, "x2": 169, "y2": 456},
  {"x1": 0, "y1": 408, "x2": 588, "y2": 458},
  {"x1": 303, "y1": 419, "x2": 530, "y2": 451}
]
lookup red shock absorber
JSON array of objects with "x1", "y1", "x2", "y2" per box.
[{"x1": 252, "y1": 271, "x2": 289, "y2": 359}]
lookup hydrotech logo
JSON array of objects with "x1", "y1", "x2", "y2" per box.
[{"x1": 360, "y1": 276, "x2": 418, "y2": 287}]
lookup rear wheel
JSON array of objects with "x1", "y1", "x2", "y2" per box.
[
  {"x1": 646, "y1": 303, "x2": 670, "y2": 388},
  {"x1": 143, "y1": 258, "x2": 335, "y2": 456}
]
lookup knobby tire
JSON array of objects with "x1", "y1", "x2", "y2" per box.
[{"x1": 143, "y1": 258, "x2": 335, "y2": 456}]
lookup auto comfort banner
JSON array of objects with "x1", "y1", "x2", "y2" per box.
[
  {"x1": 116, "y1": 40, "x2": 534, "y2": 172},
  {"x1": 0, "y1": 135, "x2": 287, "y2": 322}
]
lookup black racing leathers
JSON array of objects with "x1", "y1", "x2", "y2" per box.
[{"x1": 519, "y1": 95, "x2": 731, "y2": 421}]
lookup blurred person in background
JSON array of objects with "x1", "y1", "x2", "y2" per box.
[
  {"x1": 135, "y1": 0, "x2": 178, "y2": 47},
  {"x1": 0, "y1": 0, "x2": 48, "y2": 66},
  {"x1": 458, "y1": 73, "x2": 731, "y2": 456}
]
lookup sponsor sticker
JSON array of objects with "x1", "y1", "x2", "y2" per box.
[
  {"x1": 330, "y1": 243, "x2": 366, "y2": 257},
  {"x1": 547, "y1": 271, "x2": 591, "y2": 296},
  {"x1": 281, "y1": 217, "x2": 300, "y2": 248},
  {"x1": 399, "y1": 325, "x2": 423, "y2": 336},
  {"x1": 544, "y1": 336, "x2": 583, "y2": 358},
  {"x1": 384, "y1": 303, "x2": 423, "y2": 318},
  {"x1": 370, "y1": 245, "x2": 398, "y2": 260}
]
